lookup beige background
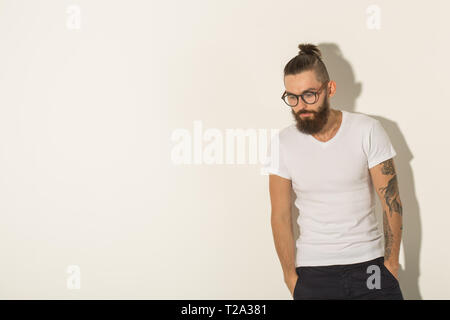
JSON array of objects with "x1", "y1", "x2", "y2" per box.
[{"x1": 0, "y1": 0, "x2": 448, "y2": 299}]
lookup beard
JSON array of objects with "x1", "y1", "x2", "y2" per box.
[{"x1": 291, "y1": 93, "x2": 331, "y2": 135}]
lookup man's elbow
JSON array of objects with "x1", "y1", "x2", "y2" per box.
[{"x1": 271, "y1": 209, "x2": 292, "y2": 223}]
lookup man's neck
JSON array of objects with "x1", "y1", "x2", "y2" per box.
[{"x1": 313, "y1": 109, "x2": 341, "y2": 139}]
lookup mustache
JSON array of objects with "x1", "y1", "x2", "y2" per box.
[{"x1": 296, "y1": 111, "x2": 315, "y2": 116}]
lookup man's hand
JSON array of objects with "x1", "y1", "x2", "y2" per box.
[
  {"x1": 285, "y1": 274, "x2": 299, "y2": 297},
  {"x1": 384, "y1": 261, "x2": 400, "y2": 281}
]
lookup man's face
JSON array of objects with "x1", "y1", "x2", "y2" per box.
[{"x1": 284, "y1": 71, "x2": 330, "y2": 135}]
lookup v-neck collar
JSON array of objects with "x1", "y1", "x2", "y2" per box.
[{"x1": 308, "y1": 110, "x2": 347, "y2": 148}]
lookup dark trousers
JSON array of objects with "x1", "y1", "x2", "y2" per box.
[{"x1": 293, "y1": 256, "x2": 404, "y2": 300}]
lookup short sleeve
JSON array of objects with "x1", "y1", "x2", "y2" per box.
[
  {"x1": 366, "y1": 120, "x2": 397, "y2": 169},
  {"x1": 261, "y1": 132, "x2": 291, "y2": 180}
]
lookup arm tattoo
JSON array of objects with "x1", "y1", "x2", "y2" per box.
[
  {"x1": 379, "y1": 159, "x2": 402, "y2": 260},
  {"x1": 378, "y1": 159, "x2": 403, "y2": 218},
  {"x1": 379, "y1": 175, "x2": 403, "y2": 217},
  {"x1": 383, "y1": 209, "x2": 394, "y2": 259},
  {"x1": 381, "y1": 159, "x2": 395, "y2": 175}
]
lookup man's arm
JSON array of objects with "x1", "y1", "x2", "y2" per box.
[
  {"x1": 369, "y1": 158, "x2": 403, "y2": 277},
  {"x1": 268, "y1": 174, "x2": 297, "y2": 291}
]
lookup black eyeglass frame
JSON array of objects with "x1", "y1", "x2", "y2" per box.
[{"x1": 281, "y1": 80, "x2": 329, "y2": 107}]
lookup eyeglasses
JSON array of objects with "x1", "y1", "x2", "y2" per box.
[{"x1": 281, "y1": 81, "x2": 329, "y2": 107}]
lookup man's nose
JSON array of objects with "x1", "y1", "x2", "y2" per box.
[{"x1": 293, "y1": 102, "x2": 309, "y2": 113}]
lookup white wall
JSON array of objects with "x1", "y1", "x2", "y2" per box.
[{"x1": 0, "y1": 0, "x2": 448, "y2": 299}]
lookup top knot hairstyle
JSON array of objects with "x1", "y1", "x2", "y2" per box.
[
  {"x1": 298, "y1": 43, "x2": 322, "y2": 57},
  {"x1": 283, "y1": 43, "x2": 330, "y2": 83}
]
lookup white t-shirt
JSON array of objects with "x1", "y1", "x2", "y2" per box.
[{"x1": 262, "y1": 110, "x2": 397, "y2": 267}]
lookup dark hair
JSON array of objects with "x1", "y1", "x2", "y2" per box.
[{"x1": 283, "y1": 43, "x2": 330, "y2": 83}]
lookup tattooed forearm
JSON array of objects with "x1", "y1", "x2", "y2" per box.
[
  {"x1": 379, "y1": 175, "x2": 403, "y2": 217},
  {"x1": 375, "y1": 159, "x2": 403, "y2": 263},
  {"x1": 378, "y1": 159, "x2": 403, "y2": 218},
  {"x1": 383, "y1": 209, "x2": 394, "y2": 260}
]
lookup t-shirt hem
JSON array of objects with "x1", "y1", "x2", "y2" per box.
[
  {"x1": 263, "y1": 169, "x2": 291, "y2": 180},
  {"x1": 368, "y1": 151, "x2": 397, "y2": 169},
  {"x1": 296, "y1": 249, "x2": 385, "y2": 267}
]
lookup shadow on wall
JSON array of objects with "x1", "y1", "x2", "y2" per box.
[{"x1": 290, "y1": 42, "x2": 422, "y2": 300}]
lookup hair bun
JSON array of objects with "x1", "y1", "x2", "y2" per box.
[{"x1": 298, "y1": 43, "x2": 321, "y2": 58}]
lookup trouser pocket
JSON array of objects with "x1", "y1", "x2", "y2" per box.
[
  {"x1": 293, "y1": 268, "x2": 302, "y2": 299},
  {"x1": 380, "y1": 263, "x2": 400, "y2": 286}
]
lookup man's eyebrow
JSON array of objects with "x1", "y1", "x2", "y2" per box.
[{"x1": 285, "y1": 87, "x2": 318, "y2": 95}]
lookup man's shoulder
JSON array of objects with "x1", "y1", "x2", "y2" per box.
[{"x1": 345, "y1": 110, "x2": 377, "y2": 129}]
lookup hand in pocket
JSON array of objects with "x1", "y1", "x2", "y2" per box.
[
  {"x1": 291, "y1": 275, "x2": 300, "y2": 297},
  {"x1": 383, "y1": 262, "x2": 399, "y2": 282}
]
